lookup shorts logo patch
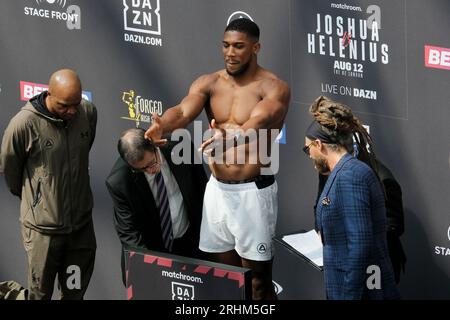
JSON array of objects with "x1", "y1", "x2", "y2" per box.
[{"x1": 257, "y1": 243, "x2": 268, "y2": 254}]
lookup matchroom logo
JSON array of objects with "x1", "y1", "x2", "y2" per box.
[
  {"x1": 121, "y1": 89, "x2": 163, "y2": 127},
  {"x1": 425, "y1": 45, "x2": 450, "y2": 71},
  {"x1": 123, "y1": 0, "x2": 162, "y2": 46}
]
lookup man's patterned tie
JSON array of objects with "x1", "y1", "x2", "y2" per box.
[{"x1": 155, "y1": 171, "x2": 173, "y2": 251}]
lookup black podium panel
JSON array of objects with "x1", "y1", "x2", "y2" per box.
[
  {"x1": 125, "y1": 247, "x2": 251, "y2": 300},
  {"x1": 272, "y1": 239, "x2": 326, "y2": 300}
]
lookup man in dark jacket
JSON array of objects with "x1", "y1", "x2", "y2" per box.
[
  {"x1": 105, "y1": 128, "x2": 207, "y2": 285},
  {"x1": 372, "y1": 160, "x2": 406, "y2": 283},
  {"x1": 1, "y1": 69, "x2": 97, "y2": 299}
]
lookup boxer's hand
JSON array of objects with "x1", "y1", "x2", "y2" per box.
[
  {"x1": 199, "y1": 119, "x2": 225, "y2": 155},
  {"x1": 145, "y1": 113, "x2": 167, "y2": 146}
]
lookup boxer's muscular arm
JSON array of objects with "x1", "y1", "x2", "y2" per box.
[
  {"x1": 240, "y1": 78, "x2": 291, "y2": 133},
  {"x1": 145, "y1": 74, "x2": 214, "y2": 143}
]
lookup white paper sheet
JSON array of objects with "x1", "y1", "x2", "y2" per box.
[{"x1": 282, "y1": 230, "x2": 323, "y2": 267}]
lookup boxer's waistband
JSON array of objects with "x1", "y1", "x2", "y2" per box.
[{"x1": 216, "y1": 174, "x2": 275, "y2": 185}]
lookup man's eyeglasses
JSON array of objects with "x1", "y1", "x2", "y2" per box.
[
  {"x1": 303, "y1": 142, "x2": 314, "y2": 156},
  {"x1": 135, "y1": 151, "x2": 160, "y2": 172}
]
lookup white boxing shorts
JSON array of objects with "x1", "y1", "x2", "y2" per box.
[{"x1": 199, "y1": 174, "x2": 278, "y2": 261}]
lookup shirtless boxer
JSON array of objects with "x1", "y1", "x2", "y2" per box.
[{"x1": 145, "y1": 18, "x2": 290, "y2": 300}]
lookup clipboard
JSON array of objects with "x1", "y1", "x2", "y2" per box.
[{"x1": 274, "y1": 229, "x2": 324, "y2": 272}]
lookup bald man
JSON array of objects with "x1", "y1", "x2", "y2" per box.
[{"x1": 1, "y1": 69, "x2": 97, "y2": 299}]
